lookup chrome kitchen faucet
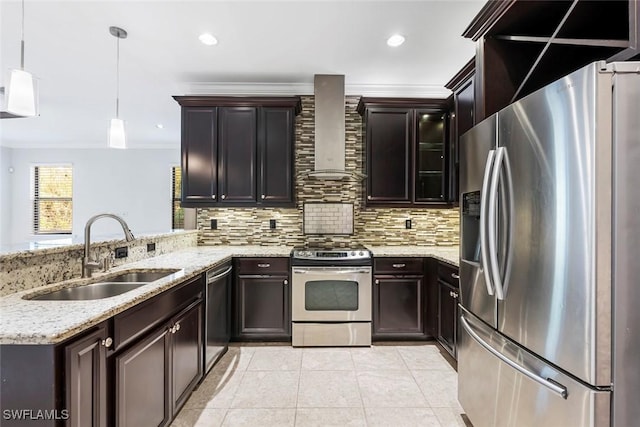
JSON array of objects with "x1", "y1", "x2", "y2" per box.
[{"x1": 82, "y1": 213, "x2": 135, "y2": 278}]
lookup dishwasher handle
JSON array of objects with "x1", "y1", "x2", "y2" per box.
[{"x1": 207, "y1": 266, "x2": 232, "y2": 283}]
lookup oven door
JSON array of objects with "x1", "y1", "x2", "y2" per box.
[{"x1": 291, "y1": 266, "x2": 372, "y2": 322}]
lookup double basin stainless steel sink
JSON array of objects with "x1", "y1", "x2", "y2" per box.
[{"x1": 27, "y1": 269, "x2": 181, "y2": 301}]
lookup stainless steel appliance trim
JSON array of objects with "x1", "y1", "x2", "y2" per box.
[
  {"x1": 291, "y1": 266, "x2": 372, "y2": 322},
  {"x1": 488, "y1": 146, "x2": 506, "y2": 300},
  {"x1": 460, "y1": 314, "x2": 568, "y2": 399},
  {"x1": 479, "y1": 149, "x2": 496, "y2": 296},
  {"x1": 207, "y1": 266, "x2": 232, "y2": 283},
  {"x1": 292, "y1": 267, "x2": 371, "y2": 275},
  {"x1": 292, "y1": 322, "x2": 371, "y2": 347}
]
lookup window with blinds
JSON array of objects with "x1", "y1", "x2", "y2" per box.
[
  {"x1": 33, "y1": 165, "x2": 73, "y2": 234},
  {"x1": 172, "y1": 166, "x2": 184, "y2": 229}
]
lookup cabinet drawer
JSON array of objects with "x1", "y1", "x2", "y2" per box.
[
  {"x1": 374, "y1": 258, "x2": 424, "y2": 275},
  {"x1": 113, "y1": 275, "x2": 203, "y2": 351},
  {"x1": 437, "y1": 261, "x2": 459, "y2": 286},
  {"x1": 235, "y1": 257, "x2": 290, "y2": 275}
]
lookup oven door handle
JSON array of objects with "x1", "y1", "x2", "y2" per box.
[{"x1": 292, "y1": 267, "x2": 371, "y2": 275}]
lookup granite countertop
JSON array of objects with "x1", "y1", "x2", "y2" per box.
[
  {"x1": 0, "y1": 230, "x2": 199, "y2": 259},
  {"x1": 368, "y1": 246, "x2": 459, "y2": 266},
  {"x1": 0, "y1": 245, "x2": 292, "y2": 345}
]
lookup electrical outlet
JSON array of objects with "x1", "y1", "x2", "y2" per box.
[
  {"x1": 147, "y1": 243, "x2": 156, "y2": 252},
  {"x1": 405, "y1": 219, "x2": 412, "y2": 229},
  {"x1": 210, "y1": 219, "x2": 217, "y2": 230},
  {"x1": 270, "y1": 219, "x2": 277, "y2": 229},
  {"x1": 115, "y1": 247, "x2": 128, "y2": 259}
]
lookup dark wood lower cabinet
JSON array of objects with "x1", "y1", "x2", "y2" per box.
[
  {"x1": 171, "y1": 301, "x2": 203, "y2": 414},
  {"x1": 437, "y1": 280, "x2": 458, "y2": 357},
  {"x1": 116, "y1": 325, "x2": 170, "y2": 427},
  {"x1": 65, "y1": 325, "x2": 108, "y2": 427},
  {"x1": 234, "y1": 275, "x2": 290, "y2": 340},
  {"x1": 373, "y1": 275, "x2": 427, "y2": 340},
  {"x1": 115, "y1": 300, "x2": 203, "y2": 427},
  {"x1": 436, "y1": 261, "x2": 460, "y2": 359}
]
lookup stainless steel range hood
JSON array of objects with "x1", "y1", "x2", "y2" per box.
[{"x1": 305, "y1": 74, "x2": 364, "y2": 180}]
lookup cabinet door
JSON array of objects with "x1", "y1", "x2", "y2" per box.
[
  {"x1": 116, "y1": 326, "x2": 170, "y2": 427},
  {"x1": 181, "y1": 107, "x2": 217, "y2": 205},
  {"x1": 437, "y1": 280, "x2": 459, "y2": 358},
  {"x1": 171, "y1": 301, "x2": 203, "y2": 414},
  {"x1": 415, "y1": 110, "x2": 447, "y2": 202},
  {"x1": 373, "y1": 275, "x2": 426, "y2": 339},
  {"x1": 218, "y1": 107, "x2": 257, "y2": 203},
  {"x1": 65, "y1": 325, "x2": 108, "y2": 427},
  {"x1": 366, "y1": 108, "x2": 412, "y2": 204},
  {"x1": 259, "y1": 107, "x2": 294, "y2": 204},
  {"x1": 235, "y1": 275, "x2": 290, "y2": 340}
]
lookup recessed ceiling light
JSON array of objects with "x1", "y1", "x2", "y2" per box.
[
  {"x1": 199, "y1": 33, "x2": 218, "y2": 46},
  {"x1": 156, "y1": 124, "x2": 164, "y2": 129},
  {"x1": 387, "y1": 34, "x2": 405, "y2": 47}
]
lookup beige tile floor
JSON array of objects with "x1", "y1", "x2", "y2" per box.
[{"x1": 172, "y1": 343, "x2": 467, "y2": 427}]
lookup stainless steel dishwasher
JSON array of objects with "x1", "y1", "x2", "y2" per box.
[{"x1": 204, "y1": 263, "x2": 232, "y2": 373}]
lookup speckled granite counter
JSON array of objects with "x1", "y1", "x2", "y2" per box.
[
  {"x1": 368, "y1": 246, "x2": 459, "y2": 266},
  {"x1": 0, "y1": 245, "x2": 292, "y2": 345}
]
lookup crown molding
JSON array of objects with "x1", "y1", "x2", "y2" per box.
[{"x1": 187, "y1": 82, "x2": 451, "y2": 98}]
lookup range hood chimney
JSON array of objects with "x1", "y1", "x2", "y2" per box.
[{"x1": 306, "y1": 74, "x2": 363, "y2": 180}]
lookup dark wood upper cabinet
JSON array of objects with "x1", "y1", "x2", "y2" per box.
[
  {"x1": 445, "y1": 58, "x2": 475, "y2": 203},
  {"x1": 260, "y1": 107, "x2": 295, "y2": 203},
  {"x1": 173, "y1": 96, "x2": 301, "y2": 208},
  {"x1": 181, "y1": 107, "x2": 217, "y2": 204},
  {"x1": 358, "y1": 98, "x2": 452, "y2": 207},
  {"x1": 461, "y1": 0, "x2": 638, "y2": 122},
  {"x1": 218, "y1": 107, "x2": 258, "y2": 204},
  {"x1": 366, "y1": 108, "x2": 412, "y2": 204}
]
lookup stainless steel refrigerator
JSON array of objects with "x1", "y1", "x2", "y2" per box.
[{"x1": 458, "y1": 61, "x2": 640, "y2": 427}]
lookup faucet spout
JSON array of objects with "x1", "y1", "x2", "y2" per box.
[{"x1": 83, "y1": 213, "x2": 135, "y2": 278}]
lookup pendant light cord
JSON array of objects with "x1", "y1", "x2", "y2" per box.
[
  {"x1": 115, "y1": 34, "x2": 120, "y2": 119},
  {"x1": 20, "y1": 0, "x2": 25, "y2": 69}
]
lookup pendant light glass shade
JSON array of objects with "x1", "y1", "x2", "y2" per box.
[
  {"x1": 6, "y1": 69, "x2": 36, "y2": 116},
  {"x1": 109, "y1": 118, "x2": 126, "y2": 149}
]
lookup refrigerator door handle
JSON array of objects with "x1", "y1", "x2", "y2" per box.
[
  {"x1": 488, "y1": 147, "x2": 506, "y2": 300},
  {"x1": 479, "y1": 149, "x2": 496, "y2": 296},
  {"x1": 460, "y1": 314, "x2": 569, "y2": 399}
]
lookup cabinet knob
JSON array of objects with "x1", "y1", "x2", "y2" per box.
[
  {"x1": 212, "y1": 194, "x2": 216, "y2": 199},
  {"x1": 453, "y1": 292, "x2": 459, "y2": 299},
  {"x1": 261, "y1": 194, "x2": 266, "y2": 199},
  {"x1": 451, "y1": 273, "x2": 460, "y2": 280},
  {"x1": 283, "y1": 279, "x2": 288, "y2": 285},
  {"x1": 221, "y1": 194, "x2": 226, "y2": 200},
  {"x1": 449, "y1": 291, "x2": 455, "y2": 298},
  {"x1": 367, "y1": 195, "x2": 372, "y2": 200},
  {"x1": 101, "y1": 337, "x2": 113, "y2": 348},
  {"x1": 375, "y1": 279, "x2": 380, "y2": 285},
  {"x1": 175, "y1": 323, "x2": 181, "y2": 332}
]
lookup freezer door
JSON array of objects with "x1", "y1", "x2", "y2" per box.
[
  {"x1": 458, "y1": 310, "x2": 611, "y2": 427},
  {"x1": 496, "y1": 63, "x2": 612, "y2": 386},
  {"x1": 459, "y1": 115, "x2": 497, "y2": 327}
]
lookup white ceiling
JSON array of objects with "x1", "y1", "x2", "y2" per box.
[{"x1": 0, "y1": 0, "x2": 484, "y2": 149}]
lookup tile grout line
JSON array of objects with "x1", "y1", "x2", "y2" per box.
[{"x1": 350, "y1": 347, "x2": 370, "y2": 427}]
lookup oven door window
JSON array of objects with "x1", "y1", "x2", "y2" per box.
[{"x1": 305, "y1": 280, "x2": 359, "y2": 311}]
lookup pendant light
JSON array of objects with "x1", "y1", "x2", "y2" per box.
[
  {"x1": 6, "y1": 0, "x2": 37, "y2": 117},
  {"x1": 108, "y1": 26, "x2": 127, "y2": 149}
]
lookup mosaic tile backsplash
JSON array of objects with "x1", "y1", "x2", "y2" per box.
[{"x1": 198, "y1": 96, "x2": 460, "y2": 247}]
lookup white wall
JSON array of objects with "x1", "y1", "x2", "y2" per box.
[
  {"x1": 0, "y1": 146, "x2": 13, "y2": 246},
  {"x1": 6, "y1": 148, "x2": 180, "y2": 245}
]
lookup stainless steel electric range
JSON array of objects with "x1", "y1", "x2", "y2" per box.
[{"x1": 291, "y1": 246, "x2": 372, "y2": 347}]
